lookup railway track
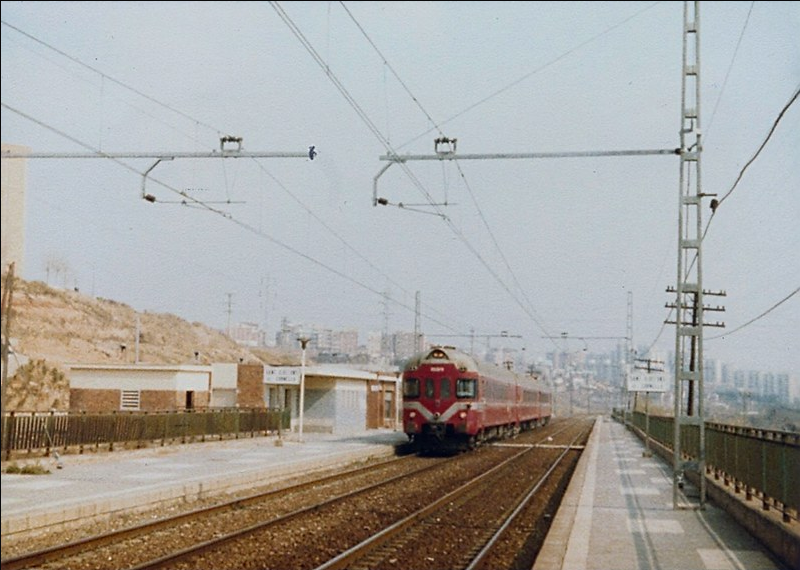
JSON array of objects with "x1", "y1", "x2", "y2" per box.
[
  {"x1": 154, "y1": 419, "x2": 588, "y2": 569},
  {"x1": 2, "y1": 418, "x2": 593, "y2": 570},
  {"x1": 0, "y1": 453, "x2": 449, "y2": 570},
  {"x1": 313, "y1": 419, "x2": 592, "y2": 570}
]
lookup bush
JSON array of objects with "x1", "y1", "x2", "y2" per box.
[{"x1": 5, "y1": 463, "x2": 51, "y2": 475}]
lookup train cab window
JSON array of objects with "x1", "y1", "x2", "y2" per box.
[
  {"x1": 456, "y1": 378, "x2": 477, "y2": 398},
  {"x1": 425, "y1": 378, "x2": 435, "y2": 398},
  {"x1": 403, "y1": 378, "x2": 420, "y2": 398},
  {"x1": 440, "y1": 378, "x2": 451, "y2": 398}
]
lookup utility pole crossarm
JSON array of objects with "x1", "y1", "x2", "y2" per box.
[
  {"x1": 374, "y1": 145, "x2": 678, "y2": 206},
  {"x1": 2, "y1": 150, "x2": 310, "y2": 159},
  {"x1": 430, "y1": 333, "x2": 522, "y2": 339},
  {"x1": 428, "y1": 331, "x2": 523, "y2": 356},
  {"x1": 1, "y1": 137, "x2": 316, "y2": 203},
  {"x1": 379, "y1": 148, "x2": 679, "y2": 162},
  {"x1": 541, "y1": 335, "x2": 629, "y2": 340}
]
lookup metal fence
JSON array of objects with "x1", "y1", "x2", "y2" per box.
[
  {"x1": 1, "y1": 408, "x2": 291, "y2": 460},
  {"x1": 620, "y1": 410, "x2": 799, "y2": 524}
]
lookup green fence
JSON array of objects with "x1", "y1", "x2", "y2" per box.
[
  {"x1": 1, "y1": 408, "x2": 291, "y2": 460},
  {"x1": 617, "y1": 410, "x2": 799, "y2": 524}
]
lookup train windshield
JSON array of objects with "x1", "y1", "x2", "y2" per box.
[
  {"x1": 403, "y1": 377, "x2": 420, "y2": 398},
  {"x1": 424, "y1": 378, "x2": 435, "y2": 398},
  {"x1": 440, "y1": 378, "x2": 451, "y2": 398},
  {"x1": 456, "y1": 378, "x2": 477, "y2": 398}
]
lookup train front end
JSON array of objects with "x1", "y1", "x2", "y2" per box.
[{"x1": 402, "y1": 346, "x2": 479, "y2": 452}]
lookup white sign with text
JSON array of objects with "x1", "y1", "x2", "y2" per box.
[
  {"x1": 628, "y1": 372, "x2": 668, "y2": 393},
  {"x1": 263, "y1": 366, "x2": 301, "y2": 385}
]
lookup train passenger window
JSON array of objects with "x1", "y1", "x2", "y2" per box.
[
  {"x1": 425, "y1": 378, "x2": 435, "y2": 398},
  {"x1": 403, "y1": 378, "x2": 420, "y2": 398},
  {"x1": 456, "y1": 378, "x2": 476, "y2": 398},
  {"x1": 440, "y1": 378, "x2": 451, "y2": 398}
]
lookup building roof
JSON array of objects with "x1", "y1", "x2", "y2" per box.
[
  {"x1": 66, "y1": 363, "x2": 211, "y2": 373},
  {"x1": 305, "y1": 364, "x2": 399, "y2": 382}
]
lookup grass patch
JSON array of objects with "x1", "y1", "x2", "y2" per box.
[{"x1": 5, "y1": 463, "x2": 51, "y2": 475}]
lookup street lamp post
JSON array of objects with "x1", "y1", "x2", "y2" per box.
[{"x1": 297, "y1": 336, "x2": 310, "y2": 442}]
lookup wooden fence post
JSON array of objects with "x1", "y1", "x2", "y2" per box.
[
  {"x1": 3, "y1": 411, "x2": 14, "y2": 461},
  {"x1": 79, "y1": 411, "x2": 86, "y2": 455}
]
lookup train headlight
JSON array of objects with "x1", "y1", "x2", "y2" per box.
[
  {"x1": 409, "y1": 411, "x2": 416, "y2": 418},
  {"x1": 459, "y1": 411, "x2": 467, "y2": 419}
]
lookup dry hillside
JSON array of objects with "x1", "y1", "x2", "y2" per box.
[{"x1": 1, "y1": 275, "x2": 300, "y2": 412}]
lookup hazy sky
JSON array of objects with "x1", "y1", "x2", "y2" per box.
[{"x1": 1, "y1": 1, "x2": 798, "y2": 373}]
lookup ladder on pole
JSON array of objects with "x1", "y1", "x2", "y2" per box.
[{"x1": 673, "y1": 0, "x2": 706, "y2": 509}]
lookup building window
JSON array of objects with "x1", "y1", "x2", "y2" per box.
[{"x1": 121, "y1": 390, "x2": 141, "y2": 411}]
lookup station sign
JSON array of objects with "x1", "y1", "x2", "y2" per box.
[
  {"x1": 263, "y1": 366, "x2": 301, "y2": 385},
  {"x1": 627, "y1": 372, "x2": 668, "y2": 393}
]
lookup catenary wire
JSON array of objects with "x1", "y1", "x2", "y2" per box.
[
  {"x1": 706, "y1": 286, "x2": 799, "y2": 341},
  {"x1": 704, "y1": 1, "x2": 755, "y2": 143},
  {"x1": 271, "y1": 1, "x2": 559, "y2": 348},
  {"x1": 642, "y1": 86, "x2": 799, "y2": 358},
  {"x1": 1, "y1": 22, "x2": 214, "y2": 150},
  {"x1": 395, "y1": 1, "x2": 664, "y2": 151},
  {"x1": 1, "y1": 19, "x2": 223, "y2": 141},
  {"x1": 1, "y1": 17, "x2": 470, "y2": 336},
  {"x1": 338, "y1": 1, "x2": 558, "y2": 345},
  {"x1": 245, "y1": 158, "x2": 468, "y2": 330},
  {"x1": 1, "y1": 101, "x2": 462, "y2": 334},
  {"x1": 705, "y1": 85, "x2": 799, "y2": 222}
]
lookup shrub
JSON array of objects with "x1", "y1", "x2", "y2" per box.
[{"x1": 5, "y1": 463, "x2": 51, "y2": 475}]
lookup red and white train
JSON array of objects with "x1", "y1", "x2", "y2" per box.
[{"x1": 402, "y1": 345, "x2": 552, "y2": 452}]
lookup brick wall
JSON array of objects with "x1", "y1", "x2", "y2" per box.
[
  {"x1": 70, "y1": 388, "x2": 120, "y2": 411},
  {"x1": 141, "y1": 390, "x2": 176, "y2": 411},
  {"x1": 238, "y1": 364, "x2": 265, "y2": 408}
]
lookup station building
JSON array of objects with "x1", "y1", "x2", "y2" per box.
[
  {"x1": 67, "y1": 362, "x2": 400, "y2": 434},
  {"x1": 258, "y1": 364, "x2": 401, "y2": 433}
]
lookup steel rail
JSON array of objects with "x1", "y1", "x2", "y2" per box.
[
  {"x1": 128, "y1": 453, "x2": 461, "y2": 570},
  {"x1": 0, "y1": 454, "x2": 416, "y2": 570},
  {"x1": 466, "y1": 421, "x2": 593, "y2": 570},
  {"x1": 313, "y1": 421, "x2": 589, "y2": 570}
]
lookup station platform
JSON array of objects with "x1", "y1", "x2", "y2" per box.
[
  {"x1": 534, "y1": 416, "x2": 790, "y2": 570},
  {"x1": 1, "y1": 429, "x2": 408, "y2": 537}
]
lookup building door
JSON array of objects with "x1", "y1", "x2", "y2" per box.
[
  {"x1": 366, "y1": 382, "x2": 382, "y2": 429},
  {"x1": 284, "y1": 387, "x2": 297, "y2": 431},
  {"x1": 268, "y1": 386, "x2": 279, "y2": 409},
  {"x1": 185, "y1": 391, "x2": 195, "y2": 410},
  {"x1": 383, "y1": 390, "x2": 395, "y2": 428}
]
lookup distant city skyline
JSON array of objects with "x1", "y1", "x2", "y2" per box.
[{"x1": 227, "y1": 315, "x2": 798, "y2": 381}]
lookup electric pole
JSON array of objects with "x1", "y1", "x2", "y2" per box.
[
  {"x1": 260, "y1": 275, "x2": 271, "y2": 343},
  {"x1": 634, "y1": 358, "x2": 666, "y2": 458},
  {"x1": 414, "y1": 291, "x2": 422, "y2": 353},
  {"x1": 225, "y1": 293, "x2": 234, "y2": 337},
  {"x1": 668, "y1": 1, "x2": 724, "y2": 510},
  {"x1": 1, "y1": 262, "x2": 16, "y2": 453},
  {"x1": 626, "y1": 291, "x2": 634, "y2": 417},
  {"x1": 381, "y1": 290, "x2": 391, "y2": 360}
]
